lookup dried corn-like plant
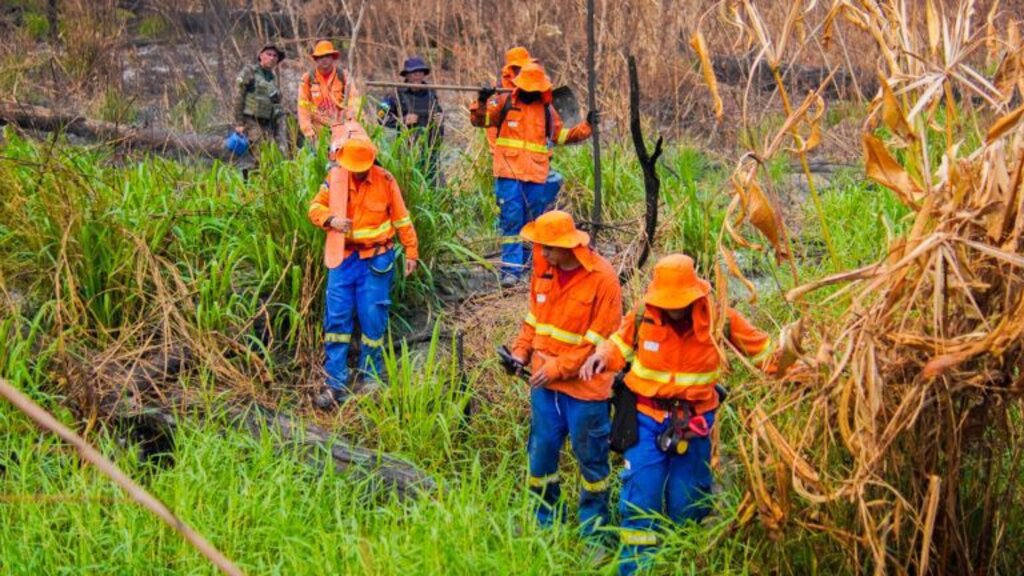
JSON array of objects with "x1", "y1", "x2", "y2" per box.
[{"x1": 713, "y1": 0, "x2": 1024, "y2": 573}]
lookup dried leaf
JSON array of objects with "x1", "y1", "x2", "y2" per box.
[
  {"x1": 986, "y1": 103, "x2": 1024, "y2": 143},
  {"x1": 777, "y1": 319, "x2": 805, "y2": 375},
  {"x1": 879, "y1": 75, "x2": 916, "y2": 141},
  {"x1": 863, "y1": 134, "x2": 924, "y2": 206},
  {"x1": 690, "y1": 31, "x2": 723, "y2": 121},
  {"x1": 746, "y1": 178, "x2": 783, "y2": 250}
]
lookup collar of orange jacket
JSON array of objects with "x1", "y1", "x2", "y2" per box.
[
  {"x1": 316, "y1": 68, "x2": 340, "y2": 85},
  {"x1": 349, "y1": 165, "x2": 377, "y2": 186}
]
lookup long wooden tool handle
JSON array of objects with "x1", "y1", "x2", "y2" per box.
[{"x1": 366, "y1": 80, "x2": 511, "y2": 93}]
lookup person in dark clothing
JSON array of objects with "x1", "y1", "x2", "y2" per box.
[{"x1": 377, "y1": 56, "x2": 445, "y2": 188}]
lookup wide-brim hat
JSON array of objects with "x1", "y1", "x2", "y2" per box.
[
  {"x1": 513, "y1": 62, "x2": 552, "y2": 93},
  {"x1": 644, "y1": 254, "x2": 711, "y2": 309},
  {"x1": 259, "y1": 44, "x2": 285, "y2": 61},
  {"x1": 311, "y1": 40, "x2": 341, "y2": 59},
  {"x1": 504, "y1": 46, "x2": 531, "y2": 68},
  {"x1": 399, "y1": 56, "x2": 431, "y2": 76},
  {"x1": 338, "y1": 138, "x2": 377, "y2": 172},
  {"x1": 520, "y1": 210, "x2": 589, "y2": 248}
]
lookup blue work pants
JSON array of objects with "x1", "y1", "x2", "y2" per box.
[
  {"x1": 528, "y1": 386, "x2": 611, "y2": 536},
  {"x1": 323, "y1": 249, "x2": 395, "y2": 390},
  {"x1": 495, "y1": 172, "x2": 562, "y2": 276},
  {"x1": 618, "y1": 410, "x2": 717, "y2": 575}
]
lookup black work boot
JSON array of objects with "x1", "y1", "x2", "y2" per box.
[{"x1": 314, "y1": 387, "x2": 350, "y2": 410}]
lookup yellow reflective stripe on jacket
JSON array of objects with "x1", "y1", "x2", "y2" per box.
[
  {"x1": 325, "y1": 333, "x2": 351, "y2": 343},
  {"x1": 630, "y1": 359, "x2": 719, "y2": 386},
  {"x1": 361, "y1": 335, "x2": 383, "y2": 348},
  {"x1": 495, "y1": 137, "x2": 549, "y2": 154},
  {"x1": 749, "y1": 341, "x2": 773, "y2": 364},
  {"x1": 524, "y1": 312, "x2": 537, "y2": 327},
  {"x1": 584, "y1": 330, "x2": 605, "y2": 346},
  {"x1": 351, "y1": 220, "x2": 393, "y2": 240},
  {"x1": 534, "y1": 323, "x2": 584, "y2": 345},
  {"x1": 556, "y1": 128, "x2": 569, "y2": 145},
  {"x1": 528, "y1": 473, "x2": 559, "y2": 488},
  {"x1": 581, "y1": 475, "x2": 609, "y2": 492},
  {"x1": 611, "y1": 333, "x2": 635, "y2": 361},
  {"x1": 393, "y1": 216, "x2": 412, "y2": 228},
  {"x1": 619, "y1": 529, "x2": 659, "y2": 546}
]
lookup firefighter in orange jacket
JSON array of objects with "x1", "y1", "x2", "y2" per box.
[
  {"x1": 307, "y1": 138, "x2": 418, "y2": 408},
  {"x1": 484, "y1": 46, "x2": 532, "y2": 151},
  {"x1": 507, "y1": 210, "x2": 622, "y2": 534},
  {"x1": 298, "y1": 40, "x2": 363, "y2": 149},
  {"x1": 470, "y1": 62, "x2": 594, "y2": 286},
  {"x1": 580, "y1": 254, "x2": 775, "y2": 574}
]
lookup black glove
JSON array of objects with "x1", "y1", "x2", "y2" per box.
[
  {"x1": 477, "y1": 86, "x2": 497, "y2": 102},
  {"x1": 586, "y1": 109, "x2": 599, "y2": 125}
]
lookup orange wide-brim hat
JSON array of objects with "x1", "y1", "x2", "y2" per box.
[
  {"x1": 338, "y1": 138, "x2": 377, "y2": 172},
  {"x1": 513, "y1": 62, "x2": 553, "y2": 93},
  {"x1": 520, "y1": 210, "x2": 589, "y2": 249},
  {"x1": 311, "y1": 40, "x2": 341, "y2": 59},
  {"x1": 644, "y1": 254, "x2": 711, "y2": 310},
  {"x1": 504, "y1": 46, "x2": 531, "y2": 68}
]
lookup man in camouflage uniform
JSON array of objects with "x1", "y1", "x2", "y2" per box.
[{"x1": 232, "y1": 44, "x2": 288, "y2": 163}]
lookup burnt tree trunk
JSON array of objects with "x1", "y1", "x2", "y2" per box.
[
  {"x1": 625, "y1": 54, "x2": 663, "y2": 282},
  {"x1": 0, "y1": 101, "x2": 234, "y2": 161}
]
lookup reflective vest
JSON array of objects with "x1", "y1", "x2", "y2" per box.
[
  {"x1": 307, "y1": 164, "x2": 419, "y2": 263},
  {"x1": 511, "y1": 246, "x2": 622, "y2": 401},
  {"x1": 234, "y1": 64, "x2": 282, "y2": 122},
  {"x1": 600, "y1": 300, "x2": 773, "y2": 420},
  {"x1": 469, "y1": 91, "x2": 592, "y2": 184}
]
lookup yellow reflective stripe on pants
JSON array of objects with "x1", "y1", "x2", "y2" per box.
[
  {"x1": 611, "y1": 333, "x2": 635, "y2": 361},
  {"x1": 556, "y1": 128, "x2": 569, "y2": 145},
  {"x1": 528, "y1": 473, "x2": 559, "y2": 488},
  {"x1": 581, "y1": 475, "x2": 609, "y2": 492},
  {"x1": 620, "y1": 529, "x2": 659, "y2": 546},
  {"x1": 325, "y1": 333, "x2": 351, "y2": 343},
  {"x1": 501, "y1": 235, "x2": 521, "y2": 244},
  {"x1": 584, "y1": 330, "x2": 605, "y2": 346},
  {"x1": 361, "y1": 334, "x2": 383, "y2": 348},
  {"x1": 351, "y1": 220, "x2": 393, "y2": 240},
  {"x1": 495, "y1": 137, "x2": 549, "y2": 154},
  {"x1": 630, "y1": 360, "x2": 719, "y2": 386}
]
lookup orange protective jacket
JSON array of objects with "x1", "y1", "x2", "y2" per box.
[
  {"x1": 298, "y1": 68, "x2": 362, "y2": 138},
  {"x1": 598, "y1": 299, "x2": 773, "y2": 420},
  {"x1": 512, "y1": 246, "x2": 622, "y2": 401},
  {"x1": 470, "y1": 90, "x2": 592, "y2": 184},
  {"x1": 308, "y1": 165, "x2": 419, "y2": 261}
]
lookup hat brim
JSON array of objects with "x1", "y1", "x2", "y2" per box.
[
  {"x1": 400, "y1": 67, "x2": 431, "y2": 76},
  {"x1": 339, "y1": 156, "x2": 374, "y2": 172},
  {"x1": 514, "y1": 79, "x2": 553, "y2": 93},
  {"x1": 520, "y1": 222, "x2": 590, "y2": 248},
  {"x1": 644, "y1": 281, "x2": 710, "y2": 310},
  {"x1": 311, "y1": 50, "x2": 341, "y2": 59},
  {"x1": 260, "y1": 46, "x2": 285, "y2": 61}
]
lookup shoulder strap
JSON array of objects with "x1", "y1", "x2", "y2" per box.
[
  {"x1": 631, "y1": 304, "x2": 646, "y2": 350},
  {"x1": 545, "y1": 104, "x2": 553, "y2": 142},
  {"x1": 493, "y1": 95, "x2": 514, "y2": 138}
]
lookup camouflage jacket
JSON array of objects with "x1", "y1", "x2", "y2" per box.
[{"x1": 233, "y1": 63, "x2": 282, "y2": 123}]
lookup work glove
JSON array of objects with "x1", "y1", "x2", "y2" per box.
[
  {"x1": 477, "y1": 86, "x2": 496, "y2": 103},
  {"x1": 586, "y1": 109, "x2": 600, "y2": 125}
]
